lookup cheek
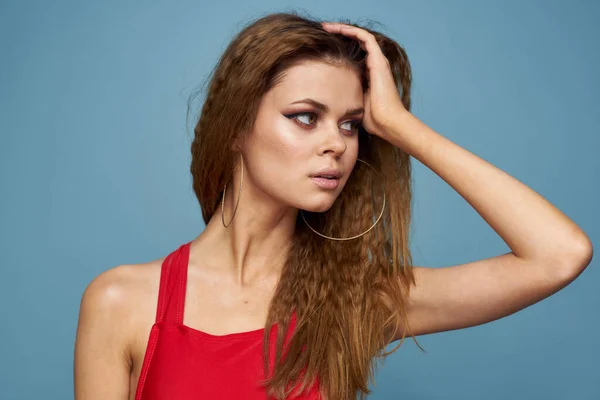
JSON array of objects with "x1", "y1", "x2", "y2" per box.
[
  {"x1": 341, "y1": 136, "x2": 359, "y2": 170},
  {"x1": 246, "y1": 118, "x2": 310, "y2": 185},
  {"x1": 269, "y1": 116, "x2": 305, "y2": 149},
  {"x1": 259, "y1": 115, "x2": 312, "y2": 161},
  {"x1": 347, "y1": 136, "x2": 359, "y2": 156}
]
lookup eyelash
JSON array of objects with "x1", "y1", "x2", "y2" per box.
[{"x1": 285, "y1": 112, "x2": 361, "y2": 134}]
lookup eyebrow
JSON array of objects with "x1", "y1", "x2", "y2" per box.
[{"x1": 290, "y1": 98, "x2": 364, "y2": 117}]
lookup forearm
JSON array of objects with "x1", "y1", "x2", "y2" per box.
[{"x1": 383, "y1": 110, "x2": 593, "y2": 270}]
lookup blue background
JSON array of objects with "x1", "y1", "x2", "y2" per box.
[{"x1": 1, "y1": 0, "x2": 598, "y2": 399}]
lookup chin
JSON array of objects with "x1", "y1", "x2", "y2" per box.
[{"x1": 299, "y1": 196, "x2": 338, "y2": 213}]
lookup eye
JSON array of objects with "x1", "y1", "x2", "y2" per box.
[
  {"x1": 285, "y1": 112, "x2": 361, "y2": 135},
  {"x1": 285, "y1": 112, "x2": 318, "y2": 127},
  {"x1": 340, "y1": 120, "x2": 361, "y2": 134}
]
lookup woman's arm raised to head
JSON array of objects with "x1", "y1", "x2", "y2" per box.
[
  {"x1": 319, "y1": 23, "x2": 593, "y2": 340},
  {"x1": 387, "y1": 111, "x2": 593, "y2": 339},
  {"x1": 74, "y1": 266, "x2": 134, "y2": 399}
]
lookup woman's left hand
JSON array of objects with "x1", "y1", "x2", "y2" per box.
[{"x1": 321, "y1": 22, "x2": 408, "y2": 139}]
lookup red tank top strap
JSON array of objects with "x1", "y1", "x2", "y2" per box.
[{"x1": 155, "y1": 241, "x2": 191, "y2": 324}]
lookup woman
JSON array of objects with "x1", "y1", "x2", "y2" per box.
[{"x1": 74, "y1": 12, "x2": 593, "y2": 400}]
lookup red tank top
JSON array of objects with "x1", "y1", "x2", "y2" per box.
[{"x1": 134, "y1": 241, "x2": 321, "y2": 399}]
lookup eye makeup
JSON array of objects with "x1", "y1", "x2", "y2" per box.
[{"x1": 283, "y1": 112, "x2": 362, "y2": 134}]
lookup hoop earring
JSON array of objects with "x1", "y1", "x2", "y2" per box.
[
  {"x1": 300, "y1": 158, "x2": 386, "y2": 241},
  {"x1": 221, "y1": 153, "x2": 244, "y2": 228}
]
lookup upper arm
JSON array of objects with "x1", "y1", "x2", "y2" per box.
[
  {"x1": 396, "y1": 249, "x2": 591, "y2": 339},
  {"x1": 74, "y1": 265, "x2": 135, "y2": 400}
]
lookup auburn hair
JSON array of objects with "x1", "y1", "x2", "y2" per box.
[{"x1": 187, "y1": 11, "x2": 423, "y2": 400}]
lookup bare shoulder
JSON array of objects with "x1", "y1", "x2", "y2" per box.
[
  {"x1": 82, "y1": 255, "x2": 165, "y2": 311},
  {"x1": 74, "y1": 256, "x2": 166, "y2": 399},
  {"x1": 81, "y1": 257, "x2": 164, "y2": 314},
  {"x1": 77, "y1": 256, "x2": 166, "y2": 355}
]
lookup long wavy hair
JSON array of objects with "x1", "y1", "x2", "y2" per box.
[{"x1": 187, "y1": 11, "x2": 423, "y2": 400}]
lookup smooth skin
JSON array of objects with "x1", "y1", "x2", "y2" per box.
[{"x1": 74, "y1": 22, "x2": 593, "y2": 399}]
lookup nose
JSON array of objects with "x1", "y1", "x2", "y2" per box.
[{"x1": 317, "y1": 123, "x2": 348, "y2": 157}]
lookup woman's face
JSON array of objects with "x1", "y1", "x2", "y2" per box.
[{"x1": 241, "y1": 60, "x2": 364, "y2": 213}]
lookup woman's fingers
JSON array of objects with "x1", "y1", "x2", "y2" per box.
[{"x1": 321, "y1": 22, "x2": 384, "y2": 62}]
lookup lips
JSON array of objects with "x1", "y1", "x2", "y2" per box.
[
  {"x1": 310, "y1": 168, "x2": 342, "y2": 179},
  {"x1": 310, "y1": 176, "x2": 340, "y2": 189}
]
